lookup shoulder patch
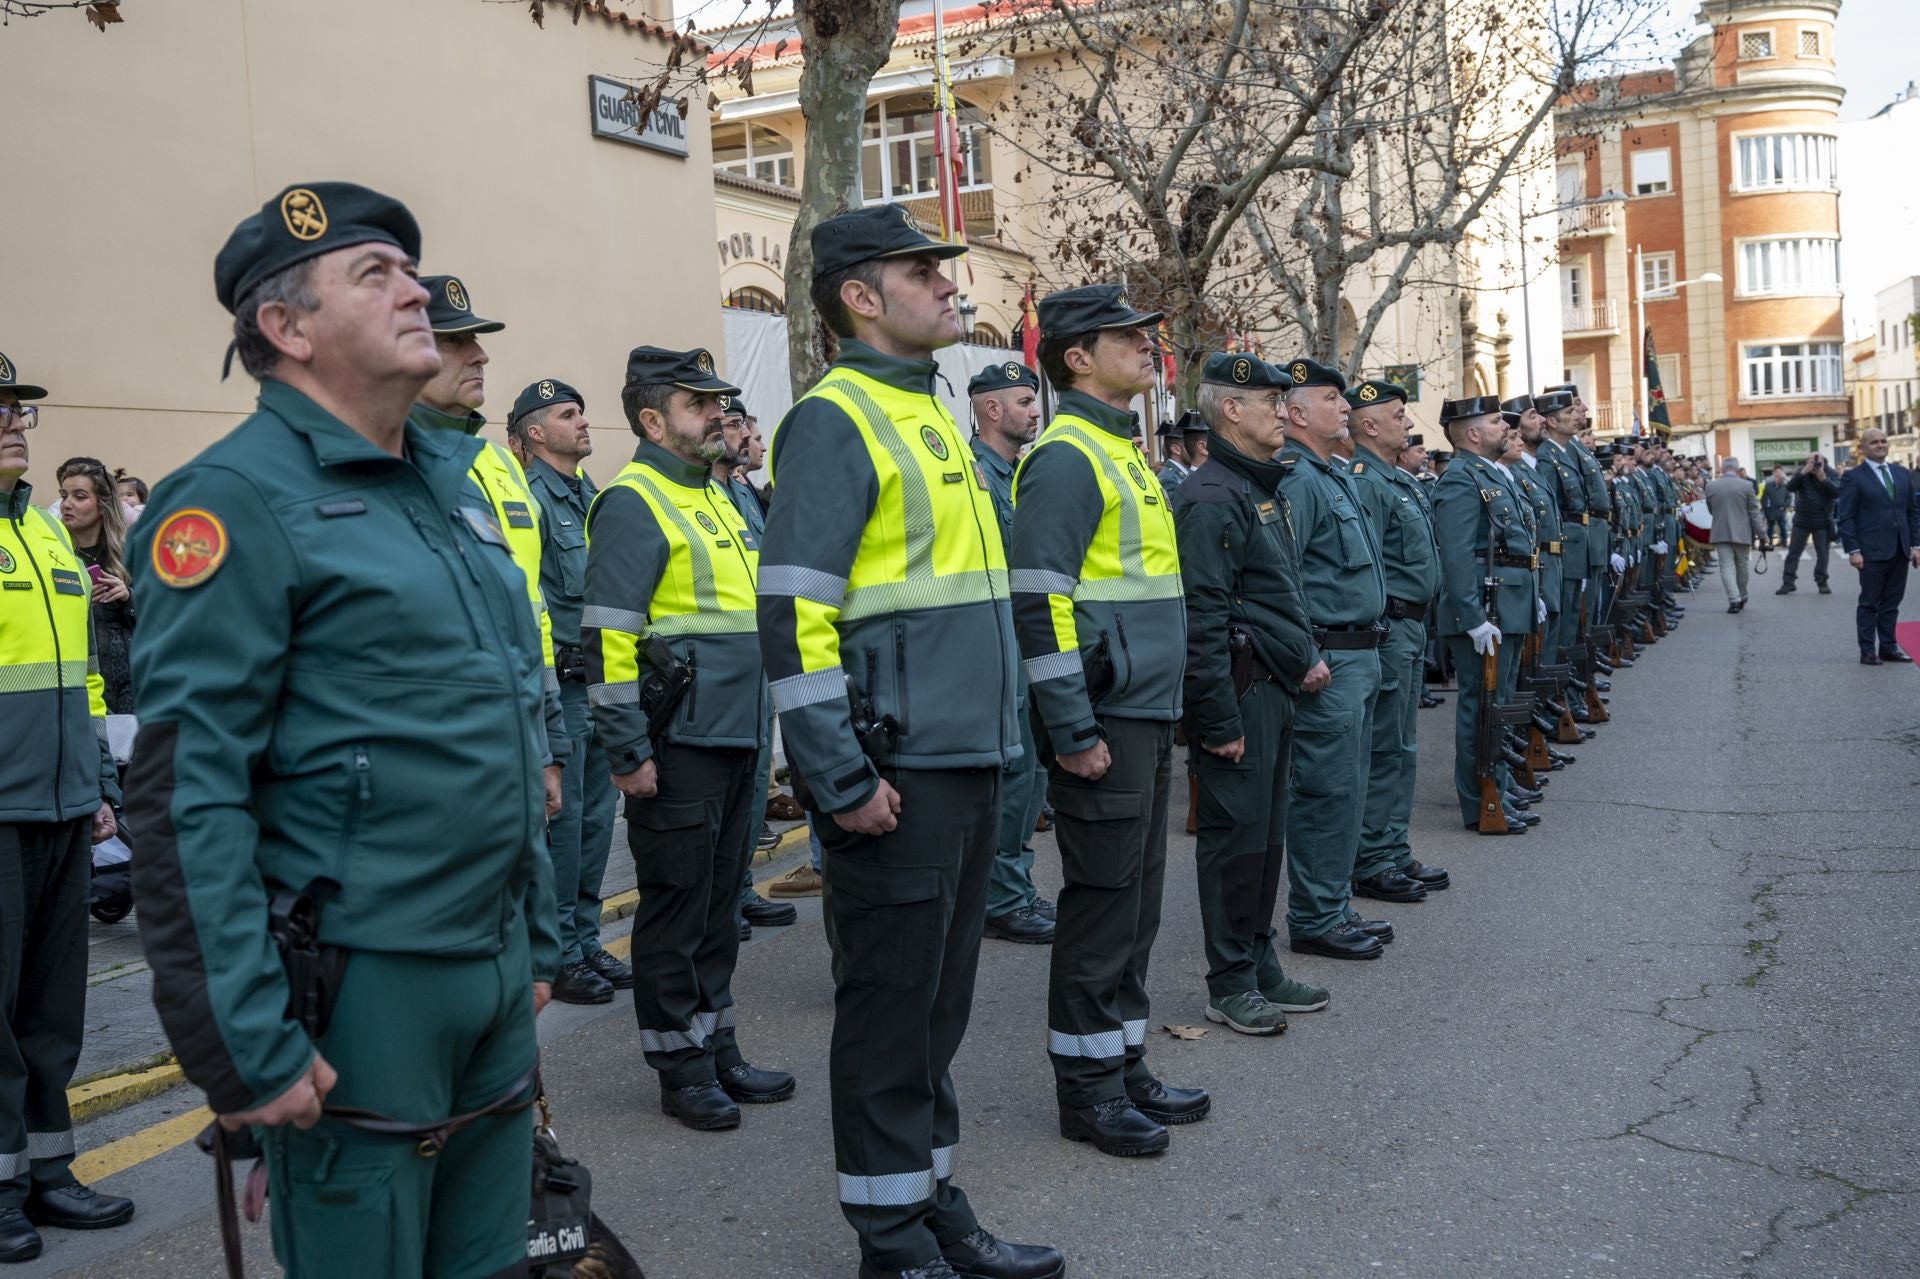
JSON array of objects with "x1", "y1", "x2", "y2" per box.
[
  {"x1": 151, "y1": 508, "x2": 229, "y2": 589},
  {"x1": 1351, "y1": 462, "x2": 1366, "y2": 474}
]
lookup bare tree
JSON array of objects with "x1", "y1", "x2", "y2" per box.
[{"x1": 0, "y1": 0, "x2": 122, "y2": 28}]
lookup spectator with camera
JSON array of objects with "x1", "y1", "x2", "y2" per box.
[{"x1": 1778, "y1": 453, "x2": 1840, "y2": 595}]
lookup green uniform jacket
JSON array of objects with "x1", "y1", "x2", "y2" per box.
[
  {"x1": 1536, "y1": 438, "x2": 1590, "y2": 581},
  {"x1": 1174, "y1": 438, "x2": 1315, "y2": 749},
  {"x1": 1348, "y1": 446, "x2": 1439, "y2": 608},
  {"x1": 0, "y1": 482, "x2": 120, "y2": 821},
  {"x1": 1648, "y1": 464, "x2": 1680, "y2": 545},
  {"x1": 1514, "y1": 456, "x2": 1565, "y2": 605},
  {"x1": 125, "y1": 380, "x2": 558, "y2": 1117},
  {"x1": 1571, "y1": 440, "x2": 1614, "y2": 575},
  {"x1": 1609, "y1": 472, "x2": 1640, "y2": 559},
  {"x1": 1433, "y1": 451, "x2": 1538, "y2": 637},
  {"x1": 525, "y1": 455, "x2": 599, "y2": 649},
  {"x1": 1275, "y1": 441, "x2": 1387, "y2": 627}
]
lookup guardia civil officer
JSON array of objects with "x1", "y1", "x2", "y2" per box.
[
  {"x1": 1274, "y1": 358, "x2": 1390, "y2": 959},
  {"x1": 127, "y1": 182, "x2": 557, "y2": 1277},
  {"x1": 1176, "y1": 354, "x2": 1330, "y2": 1037},
  {"x1": 1510, "y1": 394, "x2": 1586, "y2": 751},
  {"x1": 1345, "y1": 379, "x2": 1449, "y2": 903},
  {"x1": 1544, "y1": 385, "x2": 1616, "y2": 633},
  {"x1": 1012, "y1": 285, "x2": 1207, "y2": 1156},
  {"x1": 0, "y1": 356, "x2": 134, "y2": 1261},
  {"x1": 1154, "y1": 417, "x2": 1192, "y2": 504},
  {"x1": 509, "y1": 379, "x2": 633, "y2": 1003},
  {"x1": 583, "y1": 347, "x2": 793, "y2": 1132},
  {"x1": 1433, "y1": 396, "x2": 1539, "y2": 835},
  {"x1": 755, "y1": 206, "x2": 1060, "y2": 1279},
  {"x1": 1533, "y1": 391, "x2": 1593, "y2": 685},
  {"x1": 968, "y1": 362, "x2": 1056, "y2": 947}
]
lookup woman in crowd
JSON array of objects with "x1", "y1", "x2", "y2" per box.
[{"x1": 56, "y1": 456, "x2": 136, "y2": 714}]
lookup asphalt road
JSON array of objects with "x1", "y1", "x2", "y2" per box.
[{"x1": 28, "y1": 556, "x2": 1920, "y2": 1278}]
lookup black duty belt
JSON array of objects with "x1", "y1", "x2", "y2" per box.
[
  {"x1": 1561, "y1": 511, "x2": 1590, "y2": 525},
  {"x1": 1476, "y1": 552, "x2": 1539, "y2": 571},
  {"x1": 554, "y1": 643, "x2": 587, "y2": 683},
  {"x1": 1312, "y1": 622, "x2": 1388, "y2": 650},
  {"x1": 1385, "y1": 597, "x2": 1428, "y2": 622}
]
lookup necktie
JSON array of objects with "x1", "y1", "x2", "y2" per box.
[{"x1": 1880, "y1": 464, "x2": 1896, "y2": 501}]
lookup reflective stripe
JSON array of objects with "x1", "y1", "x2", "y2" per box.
[
  {"x1": 1048, "y1": 1027, "x2": 1126, "y2": 1058},
  {"x1": 26, "y1": 1130, "x2": 73, "y2": 1159},
  {"x1": 837, "y1": 1167, "x2": 936, "y2": 1208},
  {"x1": 769, "y1": 669, "x2": 845, "y2": 713},
  {"x1": 1025, "y1": 649, "x2": 1082, "y2": 683},
  {"x1": 1010, "y1": 568, "x2": 1077, "y2": 596},
  {"x1": 1056, "y1": 422, "x2": 1144, "y2": 580},
  {"x1": 581, "y1": 605, "x2": 649, "y2": 633},
  {"x1": 1072, "y1": 574, "x2": 1184, "y2": 603},
  {"x1": 589, "y1": 680, "x2": 642, "y2": 708},
  {"x1": 542, "y1": 667, "x2": 560, "y2": 693},
  {"x1": 827, "y1": 377, "x2": 937, "y2": 587},
  {"x1": 648, "y1": 609, "x2": 758, "y2": 637},
  {"x1": 620, "y1": 469, "x2": 720, "y2": 614},
  {"x1": 758, "y1": 564, "x2": 848, "y2": 605},
  {"x1": 0, "y1": 660, "x2": 90, "y2": 695},
  {"x1": 932, "y1": 1144, "x2": 956, "y2": 1180},
  {"x1": 638, "y1": 1026, "x2": 706, "y2": 1053},
  {"x1": 0, "y1": 1151, "x2": 25, "y2": 1179},
  {"x1": 841, "y1": 568, "x2": 1007, "y2": 620},
  {"x1": 1122, "y1": 1018, "x2": 1147, "y2": 1046}
]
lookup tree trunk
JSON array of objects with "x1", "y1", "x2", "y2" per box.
[{"x1": 783, "y1": 0, "x2": 901, "y2": 397}]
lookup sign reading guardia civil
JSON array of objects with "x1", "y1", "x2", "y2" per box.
[{"x1": 588, "y1": 75, "x2": 689, "y2": 158}]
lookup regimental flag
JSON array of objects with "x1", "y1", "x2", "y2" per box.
[
  {"x1": 1643, "y1": 326, "x2": 1673, "y2": 438},
  {"x1": 929, "y1": 8, "x2": 973, "y2": 284},
  {"x1": 1020, "y1": 281, "x2": 1040, "y2": 371}
]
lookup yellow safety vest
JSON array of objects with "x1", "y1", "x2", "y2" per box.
[{"x1": 466, "y1": 440, "x2": 556, "y2": 679}]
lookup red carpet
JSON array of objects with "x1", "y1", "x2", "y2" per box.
[{"x1": 1898, "y1": 620, "x2": 1920, "y2": 660}]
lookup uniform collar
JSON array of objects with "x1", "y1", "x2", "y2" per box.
[
  {"x1": 411, "y1": 400, "x2": 487, "y2": 437},
  {"x1": 632, "y1": 438, "x2": 713, "y2": 489},
  {"x1": 261, "y1": 379, "x2": 473, "y2": 478},
  {"x1": 0, "y1": 480, "x2": 33, "y2": 521},
  {"x1": 970, "y1": 436, "x2": 1015, "y2": 481},
  {"x1": 834, "y1": 339, "x2": 941, "y2": 397},
  {"x1": 1054, "y1": 388, "x2": 1137, "y2": 440},
  {"x1": 525, "y1": 454, "x2": 585, "y2": 501},
  {"x1": 1208, "y1": 433, "x2": 1290, "y2": 491},
  {"x1": 1353, "y1": 443, "x2": 1406, "y2": 479},
  {"x1": 1278, "y1": 439, "x2": 1339, "y2": 475}
]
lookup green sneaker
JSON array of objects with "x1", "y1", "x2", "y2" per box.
[
  {"x1": 1260, "y1": 976, "x2": 1330, "y2": 1013},
  {"x1": 1204, "y1": 990, "x2": 1288, "y2": 1036}
]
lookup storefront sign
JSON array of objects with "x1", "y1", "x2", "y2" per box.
[
  {"x1": 1752, "y1": 436, "x2": 1818, "y2": 469},
  {"x1": 588, "y1": 75, "x2": 689, "y2": 158}
]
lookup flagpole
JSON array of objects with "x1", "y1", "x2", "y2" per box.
[
  {"x1": 1635, "y1": 241, "x2": 1648, "y2": 436},
  {"x1": 932, "y1": 0, "x2": 958, "y2": 289}
]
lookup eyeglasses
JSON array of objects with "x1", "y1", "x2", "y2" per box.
[{"x1": 0, "y1": 405, "x2": 38, "y2": 432}]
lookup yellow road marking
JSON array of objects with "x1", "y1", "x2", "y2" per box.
[
  {"x1": 68, "y1": 1059, "x2": 185, "y2": 1123},
  {"x1": 71, "y1": 1105, "x2": 211, "y2": 1185}
]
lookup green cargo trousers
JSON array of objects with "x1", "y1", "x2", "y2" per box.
[
  {"x1": 1283, "y1": 647, "x2": 1380, "y2": 940},
  {"x1": 1444, "y1": 635, "x2": 1523, "y2": 826},
  {"x1": 260, "y1": 928, "x2": 536, "y2": 1279},
  {"x1": 626, "y1": 742, "x2": 757, "y2": 1086},
  {"x1": 987, "y1": 694, "x2": 1045, "y2": 919},
  {"x1": 1191, "y1": 682, "x2": 1294, "y2": 998},
  {"x1": 818, "y1": 767, "x2": 995, "y2": 1271},
  {"x1": 1046, "y1": 717, "x2": 1173, "y2": 1109},
  {"x1": 1355, "y1": 618, "x2": 1425, "y2": 882},
  {"x1": 553, "y1": 680, "x2": 616, "y2": 964}
]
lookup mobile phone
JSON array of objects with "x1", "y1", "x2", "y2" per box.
[{"x1": 86, "y1": 564, "x2": 105, "y2": 584}]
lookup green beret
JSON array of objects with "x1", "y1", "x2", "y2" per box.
[
  {"x1": 1201, "y1": 352, "x2": 1289, "y2": 389},
  {"x1": 0, "y1": 351, "x2": 47, "y2": 401},
  {"x1": 421, "y1": 274, "x2": 504, "y2": 335},
  {"x1": 215, "y1": 181, "x2": 421, "y2": 314},
  {"x1": 510, "y1": 378, "x2": 583, "y2": 426},
  {"x1": 624, "y1": 346, "x2": 739, "y2": 396},
  {"x1": 722, "y1": 396, "x2": 751, "y2": 419},
  {"x1": 1278, "y1": 356, "x2": 1345, "y2": 392},
  {"x1": 1037, "y1": 284, "x2": 1163, "y2": 337},
  {"x1": 967, "y1": 361, "x2": 1039, "y2": 396},
  {"x1": 812, "y1": 205, "x2": 966, "y2": 278},
  {"x1": 1343, "y1": 378, "x2": 1406, "y2": 408}
]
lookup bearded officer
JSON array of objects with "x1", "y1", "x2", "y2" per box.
[
  {"x1": 1176, "y1": 354, "x2": 1330, "y2": 1037},
  {"x1": 756, "y1": 206, "x2": 1061, "y2": 1279},
  {"x1": 1345, "y1": 379, "x2": 1449, "y2": 904},
  {"x1": 127, "y1": 181, "x2": 556, "y2": 1277},
  {"x1": 1274, "y1": 357, "x2": 1390, "y2": 960}
]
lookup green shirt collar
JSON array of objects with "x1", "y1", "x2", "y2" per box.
[
  {"x1": 970, "y1": 436, "x2": 1015, "y2": 482},
  {"x1": 261, "y1": 379, "x2": 464, "y2": 472},
  {"x1": 1054, "y1": 388, "x2": 1137, "y2": 440},
  {"x1": 1353, "y1": 443, "x2": 1403, "y2": 477},
  {"x1": 834, "y1": 339, "x2": 941, "y2": 396},
  {"x1": 1278, "y1": 439, "x2": 1339, "y2": 476},
  {"x1": 633, "y1": 438, "x2": 712, "y2": 489},
  {"x1": 1, "y1": 480, "x2": 34, "y2": 521},
  {"x1": 410, "y1": 400, "x2": 487, "y2": 437}
]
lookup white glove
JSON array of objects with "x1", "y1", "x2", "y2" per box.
[
  {"x1": 1536, "y1": 597, "x2": 1548, "y2": 624},
  {"x1": 1653, "y1": 540, "x2": 1669, "y2": 555},
  {"x1": 1468, "y1": 621, "x2": 1500, "y2": 655},
  {"x1": 1610, "y1": 553, "x2": 1626, "y2": 573}
]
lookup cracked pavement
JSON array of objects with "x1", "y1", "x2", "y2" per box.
[{"x1": 40, "y1": 562, "x2": 1920, "y2": 1277}]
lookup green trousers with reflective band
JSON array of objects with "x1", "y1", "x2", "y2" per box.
[
  {"x1": 260, "y1": 929, "x2": 535, "y2": 1279},
  {"x1": 1046, "y1": 717, "x2": 1172, "y2": 1108},
  {"x1": 626, "y1": 742, "x2": 756, "y2": 1086},
  {"x1": 1355, "y1": 618, "x2": 1425, "y2": 882},
  {"x1": 988, "y1": 697, "x2": 1045, "y2": 919},
  {"x1": 1283, "y1": 648, "x2": 1380, "y2": 940},
  {"x1": 1191, "y1": 683, "x2": 1294, "y2": 998},
  {"x1": 819, "y1": 767, "x2": 995, "y2": 1270},
  {"x1": 0, "y1": 818, "x2": 88, "y2": 1210},
  {"x1": 552, "y1": 680, "x2": 617, "y2": 964},
  {"x1": 1444, "y1": 634, "x2": 1523, "y2": 825}
]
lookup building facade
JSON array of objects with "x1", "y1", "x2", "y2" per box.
[
  {"x1": 1838, "y1": 84, "x2": 1920, "y2": 342},
  {"x1": 1554, "y1": 0, "x2": 1845, "y2": 469},
  {"x1": 1844, "y1": 276, "x2": 1920, "y2": 467}
]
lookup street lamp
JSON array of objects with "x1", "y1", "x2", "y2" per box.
[
  {"x1": 956, "y1": 294, "x2": 978, "y2": 341},
  {"x1": 1633, "y1": 240, "x2": 1720, "y2": 433}
]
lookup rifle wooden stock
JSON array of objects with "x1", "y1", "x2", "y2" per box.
[{"x1": 1475, "y1": 642, "x2": 1508, "y2": 834}]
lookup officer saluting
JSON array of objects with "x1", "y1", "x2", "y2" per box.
[
  {"x1": 1177, "y1": 354, "x2": 1330, "y2": 1037},
  {"x1": 0, "y1": 355, "x2": 135, "y2": 1260},
  {"x1": 755, "y1": 206, "x2": 1059, "y2": 1279},
  {"x1": 127, "y1": 182, "x2": 556, "y2": 1276}
]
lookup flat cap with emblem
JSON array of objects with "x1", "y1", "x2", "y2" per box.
[
  {"x1": 1036, "y1": 284, "x2": 1164, "y2": 337},
  {"x1": 420, "y1": 274, "x2": 505, "y2": 335},
  {"x1": 721, "y1": 396, "x2": 751, "y2": 419},
  {"x1": 967, "y1": 361, "x2": 1039, "y2": 396},
  {"x1": 511, "y1": 378, "x2": 585, "y2": 426},
  {"x1": 1201, "y1": 351, "x2": 1289, "y2": 390},
  {"x1": 1533, "y1": 389, "x2": 1575, "y2": 415},
  {"x1": 623, "y1": 346, "x2": 741, "y2": 397},
  {"x1": 1278, "y1": 356, "x2": 1346, "y2": 393},
  {"x1": 1439, "y1": 395, "x2": 1504, "y2": 425},
  {"x1": 810, "y1": 203, "x2": 967, "y2": 278},
  {"x1": 214, "y1": 181, "x2": 421, "y2": 315},
  {"x1": 0, "y1": 351, "x2": 47, "y2": 401},
  {"x1": 1344, "y1": 378, "x2": 1407, "y2": 409}
]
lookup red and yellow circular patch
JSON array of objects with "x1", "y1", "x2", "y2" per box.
[{"x1": 151, "y1": 508, "x2": 228, "y2": 588}]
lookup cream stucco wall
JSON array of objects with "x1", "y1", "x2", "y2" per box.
[{"x1": 0, "y1": 0, "x2": 723, "y2": 488}]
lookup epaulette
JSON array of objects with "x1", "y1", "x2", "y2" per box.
[{"x1": 1351, "y1": 462, "x2": 1366, "y2": 474}]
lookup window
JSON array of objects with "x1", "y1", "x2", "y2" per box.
[
  {"x1": 1738, "y1": 29, "x2": 1773, "y2": 59},
  {"x1": 1630, "y1": 148, "x2": 1672, "y2": 196},
  {"x1": 1556, "y1": 162, "x2": 1584, "y2": 206},
  {"x1": 1733, "y1": 132, "x2": 1838, "y2": 191},
  {"x1": 1737, "y1": 237, "x2": 1840, "y2": 296},
  {"x1": 712, "y1": 123, "x2": 795, "y2": 189},
  {"x1": 1798, "y1": 28, "x2": 1821, "y2": 56},
  {"x1": 1656, "y1": 353, "x2": 1684, "y2": 401},
  {"x1": 1742, "y1": 341, "x2": 1842, "y2": 399},
  {"x1": 1562, "y1": 260, "x2": 1587, "y2": 309},
  {"x1": 859, "y1": 94, "x2": 994, "y2": 204},
  {"x1": 1640, "y1": 252, "x2": 1676, "y2": 297}
]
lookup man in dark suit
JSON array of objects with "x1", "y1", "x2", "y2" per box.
[{"x1": 1836, "y1": 428, "x2": 1920, "y2": 665}]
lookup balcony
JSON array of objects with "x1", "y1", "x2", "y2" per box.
[
  {"x1": 1589, "y1": 400, "x2": 1635, "y2": 435},
  {"x1": 1558, "y1": 202, "x2": 1621, "y2": 238},
  {"x1": 1562, "y1": 298, "x2": 1620, "y2": 336}
]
